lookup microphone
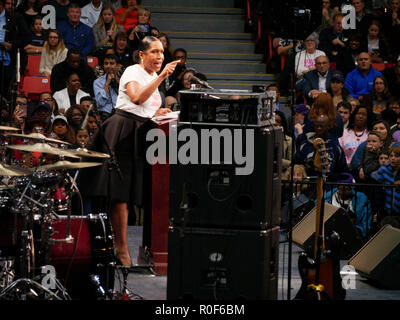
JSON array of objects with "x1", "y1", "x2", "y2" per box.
[{"x1": 187, "y1": 74, "x2": 214, "y2": 90}]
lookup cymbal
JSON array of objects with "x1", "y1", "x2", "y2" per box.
[
  {"x1": 7, "y1": 132, "x2": 71, "y2": 145},
  {"x1": 37, "y1": 160, "x2": 102, "y2": 170},
  {"x1": 7, "y1": 143, "x2": 80, "y2": 158},
  {"x1": 0, "y1": 164, "x2": 32, "y2": 176},
  {"x1": 0, "y1": 125, "x2": 20, "y2": 131},
  {"x1": 68, "y1": 147, "x2": 110, "y2": 159}
]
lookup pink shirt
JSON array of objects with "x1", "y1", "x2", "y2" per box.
[{"x1": 339, "y1": 128, "x2": 369, "y2": 165}]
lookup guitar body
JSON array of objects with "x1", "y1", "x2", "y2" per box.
[
  {"x1": 295, "y1": 233, "x2": 346, "y2": 300},
  {"x1": 294, "y1": 138, "x2": 346, "y2": 300}
]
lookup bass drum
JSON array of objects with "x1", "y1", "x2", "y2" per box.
[{"x1": 49, "y1": 213, "x2": 115, "y2": 299}]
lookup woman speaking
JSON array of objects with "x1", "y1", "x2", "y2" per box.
[{"x1": 95, "y1": 36, "x2": 179, "y2": 266}]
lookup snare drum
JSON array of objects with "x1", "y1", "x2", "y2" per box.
[{"x1": 49, "y1": 213, "x2": 115, "y2": 299}]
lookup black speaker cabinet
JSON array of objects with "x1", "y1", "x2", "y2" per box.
[
  {"x1": 167, "y1": 226, "x2": 280, "y2": 300},
  {"x1": 349, "y1": 225, "x2": 400, "y2": 289},
  {"x1": 292, "y1": 203, "x2": 364, "y2": 260},
  {"x1": 169, "y1": 125, "x2": 282, "y2": 229}
]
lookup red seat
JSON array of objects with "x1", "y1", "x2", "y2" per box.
[
  {"x1": 87, "y1": 56, "x2": 98, "y2": 68},
  {"x1": 330, "y1": 62, "x2": 336, "y2": 70},
  {"x1": 372, "y1": 63, "x2": 385, "y2": 71},
  {"x1": 25, "y1": 55, "x2": 42, "y2": 76},
  {"x1": 22, "y1": 76, "x2": 51, "y2": 101}
]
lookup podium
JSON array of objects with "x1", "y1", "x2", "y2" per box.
[{"x1": 137, "y1": 118, "x2": 176, "y2": 275}]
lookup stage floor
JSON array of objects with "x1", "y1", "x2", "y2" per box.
[{"x1": 120, "y1": 226, "x2": 400, "y2": 301}]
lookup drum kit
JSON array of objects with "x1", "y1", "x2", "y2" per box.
[{"x1": 0, "y1": 125, "x2": 118, "y2": 300}]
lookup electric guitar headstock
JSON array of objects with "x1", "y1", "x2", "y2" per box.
[{"x1": 313, "y1": 137, "x2": 330, "y2": 175}]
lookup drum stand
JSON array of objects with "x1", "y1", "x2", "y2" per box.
[{"x1": 0, "y1": 172, "x2": 71, "y2": 300}]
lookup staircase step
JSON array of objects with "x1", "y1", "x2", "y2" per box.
[
  {"x1": 154, "y1": 17, "x2": 245, "y2": 33},
  {"x1": 188, "y1": 52, "x2": 263, "y2": 61},
  {"x1": 152, "y1": 12, "x2": 243, "y2": 20},
  {"x1": 142, "y1": 0, "x2": 236, "y2": 7},
  {"x1": 170, "y1": 39, "x2": 255, "y2": 54},
  {"x1": 148, "y1": 6, "x2": 243, "y2": 15},
  {"x1": 165, "y1": 31, "x2": 252, "y2": 40},
  {"x1": 189, "y1": 60, "x2": 266, "y2": 74},
  {"x1": 207, "y1": 81, "x2": 274, "y2": 91}
]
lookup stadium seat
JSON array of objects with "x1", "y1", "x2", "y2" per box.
[
  {"x1": 330, "y1": 62, "x2": 336, "y2": 70},
  {"x1": 87, "y1": 56, "x2": 98, "y2": 68},
  {"x1": 25, "y1": 55, "x2": 42, "y2": 76},
  {"x1": 372, "y1": 63, "x2": 385, "y2": 71},
  {"x1": 22, "y1": 76, "x2": 51, "y2": 101}
]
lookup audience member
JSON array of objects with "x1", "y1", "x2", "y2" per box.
[
  {"x1": 361, "y1": 20, "x2": 390, "y2": 63},
  {"x1": 344, "y1": 52, "x2": 382, "y2": 98},
  {"x1": 48, "y1": 114, "x2": 75, "y2": 144},
  {"x1": 115, "y1": 0, "x2": 139, "y2": 32},
  {"x1": 127, "y1": 7, "x2": 152, "y2": 51},
  {"x1": 328, "y1": 71, "x2": 351, "y2": 107},
  {"x1": 336, "y1": 32, "x2": 363, "y2": 77},
  {"x1": 337, "y1": 101, "x2": 352, "y2": 129},
  {"x1": 325, "y1": 172, "x2": 371, "y2": 239},
  {"x1": 166, "y1": 48, "x2": 188, "y2": 91},
  {"x1": 48, "y1": 0, "x2": 71, "y2": 25},
  {"x1": 275, "y1": 110, "x2": 292, "y2": 172},
  {"x1": 39, "y1": 29, "x2": 68, "y2": 77},
  {"x1": 294, "y1": 33, "x2": 326, "y2": 81},
  {"x1": 80, "y1": 0, "x2": 102, "y2": 28},
  {"x1": 52, "y1": 72, "x2": 90, "y2": 113},
  {"x1": 112, "y1": 31, "x2": 132, "y2": 69},
  {"x1": 339, "y1": 105, "x2": 374, "y2": 165},
  {"x1": 314, "y1": 0, "x2": 339, "y2": 34},
  {"x1": 350, "y1": 119, "x2": 393, "y2": 172},
  {"x1": 382, "y1": 97, "x2": 400, "y2": 127},
  {"x1": 16, "y1": 0, "x2": 42, "y2": 29},
  {"x1": 383, "y1": 60, "x2": 400, "y2": 99},
  {"x1": 92, "y1": 4, "x2": 124, "y2": 52},
  {"x1": 318, "y1": 12, "x2": 351, "y2": 61},
  {"x1": 382, "y1": 0, "x2": 400, "y2": 59},
  {"x1": 360, "y1": 75, "x2": 392, "y2": 114},
  {"x1": 157, "y1": 32, "x2": 173, "y2": 71},
  {"x1": 301, "y1": 55, "x2": 335, "y2": 105},
  {"x1": 23, "y1": 15, "x2": 45, "y2": 55},
  {"x1": 293, "y1": 103, "x2": 310, "y2": 139},
  {"x1": 352, "y1": 0, "x2": 374, "y2": 37},
  {"x1": 65, "y1": 104, "x2": 86, "y2": 132},
  {"x1": 39, "y1": 91, "x2": 59, "y2": 117},
  {"x1": 57, "y1": 3, "x2": 95, "y2": 57},
  {"x1": 50, "y1": 48, "x2": 95, "y2": 95},
  {"x1": 93, "y1": 53, "x2": 119, "y2": 121},
  {"x1": 12, "y1": 94, "x2": 29, "y2": 133},
  {"x1": 358, "y1": 131, "x2": 384, "y2": 181}
]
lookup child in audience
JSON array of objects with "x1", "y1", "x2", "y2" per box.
[
  {"x1": 359, "y1": 131, "x2": 384, "y2": 181},
  {"x1": 24, "y1": 16, "x2": 45, "y2": 55},
  {"x1": 75, "y1": 128, "x2": 90, "y2": 147}
]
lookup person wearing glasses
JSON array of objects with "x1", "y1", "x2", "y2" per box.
[
  {"x1": 344, "y1": 52, "x2": 382, "y2": 99},
  {"x1": 301, "y1": 55, "x2": 335, "y2": 105},
  {"x1": 39, "y1": 29, "x2": 68, "y2": 77},
  {"x1": 12, "y1": 94, "x2": 28, "y2": 133}
]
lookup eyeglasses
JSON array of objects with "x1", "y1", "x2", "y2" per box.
[{"x1": 16, "y1": 101, "x2": 27, "y2": 106}]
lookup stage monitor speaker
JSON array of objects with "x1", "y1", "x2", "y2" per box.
[
  {"x1": 349, "y1": 225, "x2": 400, "y2": 289},
  {"x1": 292, "y1": 203, "x2": 364, "y2": 260},
  {"x1": 167, "y1": 226, "x2": 280, "y2": 300},
  {"x1": 169, "y1": 125, "x2": 282, "y2": 229}
]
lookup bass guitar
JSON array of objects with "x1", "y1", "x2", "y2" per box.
[{"x1": 295, "y1": 137, "x2": 346, "y2": 300}]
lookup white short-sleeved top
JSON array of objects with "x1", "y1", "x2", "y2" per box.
[{"x1": 115, "y1": 64, "x2": 162, "y2": 118}]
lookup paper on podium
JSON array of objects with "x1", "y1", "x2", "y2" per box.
[{"x1": 152, "y1": 111, "x2": 180, "y2": 121}]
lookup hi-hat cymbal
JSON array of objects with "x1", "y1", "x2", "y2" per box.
[
  {"x1": 0, "y1": 125, "x2": 20, "y2": 131},
  {"x1": 7, "y1": 132, "x2": 71, "y2": 145},
  {"x1": 37, "y1": 160, "x2": 102, "y2": 170},
  {"x1": 0, "y1": 164, "x2": 32, "y2": 176},
  {"x1": 68, "y1": 147, "x2": 110, "y2": 159},
  {"x1": 7, "y1": 143, "x2": 80, "y2": 158}
]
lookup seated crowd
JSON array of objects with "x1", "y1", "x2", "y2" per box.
[{"x1": 274, "y1": 0, "x2": 400, "y2": 242}]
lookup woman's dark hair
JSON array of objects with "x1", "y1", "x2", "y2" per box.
[
  {"x1": 138, "y1": 36, "x2": 161, "y2": 52},
  {"x1": 347, "y1": 105, "x2": 375, "y2": 131},
  {"x1": 336, "y1": 101, "x2": 352, "y2": 112},
  {"x1": 372, "y1": 119, "x2": 393, "y2": 150},
  {"x1": 275, "y1": 110, "x2": 288, "y2": 135},
  {"x1": 25, "y1": 115, "x2": 47, "y2": 133}
]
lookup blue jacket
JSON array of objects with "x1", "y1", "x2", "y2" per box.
[
  {"x1": 325, "y1": 188, "x2": 372, "y2": 238},
  {"x1": 376, "y1": 163, "x2": 400, "y2": 216},
  {"x1": 57, "y1": 20, "x2": 94, "y2": 57},
  {"x1": 344, "y1": 67, "x2": 382, "y2": 98},
  {"x1": 349, "y1": 141, "x2": 367, "y2": 172}
]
